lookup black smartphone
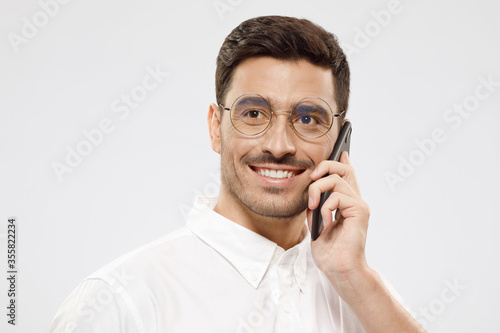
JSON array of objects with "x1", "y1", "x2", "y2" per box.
[{"x1": 311, "y1": 121, "x2": 352, "y2": 240}]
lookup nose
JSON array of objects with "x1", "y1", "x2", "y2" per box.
[{"x1": 260, "y1": 111, "x2": 297, "y2": 158}]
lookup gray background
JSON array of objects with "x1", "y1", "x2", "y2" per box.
[{"x1": 1, "y1": 0, "x2": 499, "y2": 332}]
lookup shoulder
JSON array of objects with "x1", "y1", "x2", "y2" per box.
[
  {"x1": 89, "y1": 226, "x2": 195, "y2": 281},
  {"x1": 50, "y1": 278, "x2": 140, "y2": 333},
  {"x1": 50, "y1": 226, "x2": 203, "y2": 333}
]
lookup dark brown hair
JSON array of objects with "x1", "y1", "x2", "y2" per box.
[{"x1": 216, "y1": 15, "x2": 350, "y2": 117}]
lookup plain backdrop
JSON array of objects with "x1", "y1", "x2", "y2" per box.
[{"x1": 1, "y1": 0, "x2": 499, "y2": 332}]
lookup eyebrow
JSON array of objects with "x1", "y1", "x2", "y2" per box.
[
  {"x1": 265, "y1": 96, "x2": 331, "y2": 115},
  {"x1": 296, "y1": 103, "x2": 328, "y2": 115},
  {"x1": 238, "y1": 95, "x2": 270, "y2": 107}
]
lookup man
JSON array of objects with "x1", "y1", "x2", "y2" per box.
[{"x1": 51, "y1": 16, "x2": 426, "y2": 332}]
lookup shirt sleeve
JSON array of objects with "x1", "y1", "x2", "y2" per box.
[{"x1": 50, "y1": 279, "x2": 142, "y2": 333}]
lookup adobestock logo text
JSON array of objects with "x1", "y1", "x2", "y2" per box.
[
  {"x1": 7, "y1": 0, "x2": 72, "y2": 53},
  {"x1": 52, "y1": 65, "x2": 169, "y2": 182},
  {"x1": 385, "y1": 74, "x2": 499, "y2": 191},
  {"x1": 342, "y1": 0, "x2": 404, "y2": 57}
]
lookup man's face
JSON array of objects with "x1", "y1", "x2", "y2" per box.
[{"x1": 212, "y1": 57, "x2": 340, "y2": 219}]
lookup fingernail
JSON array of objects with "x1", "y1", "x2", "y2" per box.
[{"x1": 308, "y1": 196, "x2": 313, "y2": 207}]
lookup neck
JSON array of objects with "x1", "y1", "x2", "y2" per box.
[{"x1": 213, "y1": 187, "x2": 307, "y2": 250}]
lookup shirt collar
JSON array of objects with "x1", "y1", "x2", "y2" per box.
[{"x1": 186, "y1": 197, "x2": 309, "y2": 292}]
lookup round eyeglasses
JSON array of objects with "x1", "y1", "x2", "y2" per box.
[{"x1": 218, "y1": 93, "x2": 345, "y2": 139}]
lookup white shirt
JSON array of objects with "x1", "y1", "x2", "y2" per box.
[{"x1": 51, "y1": 197, "x2": 408, "y2": 333}]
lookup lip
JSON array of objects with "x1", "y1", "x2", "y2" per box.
[{"x1": 248, "y1": 164, "x2": 306, "y2": 183}]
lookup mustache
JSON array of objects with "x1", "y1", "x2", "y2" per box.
[{"x1": 242, "y1": 153, "x2": 314, "y2": 170}]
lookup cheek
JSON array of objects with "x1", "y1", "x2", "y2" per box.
[
  {"x1": 310, "y1": 148, "x2": 330, "y2": 166},
  {"x1": 220, "y1": 119, "x2": 259, "y2": 156},
  {"x1": 308, "y1": 138, "x2": 336, "y2": 166},
  {"x1": 220, "y1": 130, "x2": 251, "y2": 165},
  {"x1": 219, "y1": 122, "x2": 234, "y2": 153}
]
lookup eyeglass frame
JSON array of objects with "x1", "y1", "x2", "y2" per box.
[{"x1": 218, "y1": 93, "x2": 346, "y2": 139}]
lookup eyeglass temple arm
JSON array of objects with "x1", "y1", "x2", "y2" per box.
[{"x1": 218, "y1": 103, "x2": 231, "y2": 112}]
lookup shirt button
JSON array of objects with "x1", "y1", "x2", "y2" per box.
[
  {"x1": 250, "y1": 273, "x2": 258, "y2": 282},
  {"x1": 284, "y1": 305, "x2": 291, "y2": 314}
]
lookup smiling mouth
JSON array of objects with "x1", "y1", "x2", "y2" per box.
[{"x1": 251, "y1": 166, "x2": 306, "y2": 179}]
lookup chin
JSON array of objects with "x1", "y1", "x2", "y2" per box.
[{"x1": 239, "y1": 191, "x2": 308, "y2": 219}]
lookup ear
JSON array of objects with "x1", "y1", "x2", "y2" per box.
[{"x1": 207, "y1": 103, "x2": 221, "y2": 154}]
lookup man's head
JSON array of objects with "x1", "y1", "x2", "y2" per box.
[
  {"x1": 208, "y1": 16, "x2": 350, "y2": 222},
  {"x1": 215, "y1": 16, "x2": 350, "y2": 121}
]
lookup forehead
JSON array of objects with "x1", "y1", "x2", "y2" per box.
[{"x1": 227, "y1": 57, "x2": 336, "y2": 110}]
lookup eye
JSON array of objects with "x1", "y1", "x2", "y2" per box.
[
  {"x1": 294, "y1": 104, "x2": 325, "y2": 126},
  {"x1": 243, "y1": 109, "x2": 267, "y2": 119},
  {"x1": 237, "y1": 108, "x2": 270, "y2": 126},
  {"x1": 296, "y1": 114, "x2": 318, "y2": 125}
]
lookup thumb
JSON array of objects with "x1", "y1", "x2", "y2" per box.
[{"x1": 340, "y1": 150, "x2": 350, "y2": 164}]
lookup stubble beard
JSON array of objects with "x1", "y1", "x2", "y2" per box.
[{"x1": 220, "y1": 153, "x2": 309, "y2": 220}]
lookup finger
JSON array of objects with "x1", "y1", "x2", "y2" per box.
[
  {"x1": 310, "y1": 160, "x2": 349, "y2": 180},
  {"x1": 320, "y1": 192, "x2": 368, "y2": 230},
  {"x1": 310, "y1": 151, "x2": 351, "y2": 180},
  {"x1": 339, "y1": 151, "x2": 362, "y2": 195},
  {"x1": 306, "y1": 206, "x2": 336, "y2": 237},
  {"x1": 339, "y1": 150, "x2": 349, "y2": 164},
  {"x1": 308, "y1": 173, "x2": 360, "y2": 210},
  {"x1": 310, "y1": 151, "x2": 361, "y2": 195}
]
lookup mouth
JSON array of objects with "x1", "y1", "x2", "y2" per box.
[{"x1": 250, "y1": 165, "x2": 306, "y2": 180}]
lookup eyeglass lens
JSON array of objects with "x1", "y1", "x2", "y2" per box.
[{"x1": 230, "y1": 94, "x2": 333, "y2": 138}]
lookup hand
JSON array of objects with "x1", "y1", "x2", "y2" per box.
[
  {"x1": 307, "y1": 151, "x2": 371, "y2": 289},
  {"x1": 308, "y1": 152, "x2": 427, "y2": 332}
]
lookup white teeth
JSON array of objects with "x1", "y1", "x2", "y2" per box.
[{"x1": 256, "y1": 168, "x2": 296, "y2": 179}]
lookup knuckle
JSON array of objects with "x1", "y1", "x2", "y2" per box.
[
  {"x1": 308, "y1": 184, "x2": 317, "y2": 196},
  {"x1": 318, "y1": 160, "x2": 329, "y2": 169},
  {"x1": 362, "y1": 201, "x2": 370, "y2": 215},
  {"x1": 329, "y1": 192, "x2": 340, "y2": 203},
  {"x1": 321, "y1": 204, "x2": 333, "y2": 217},
  {"x1": 327, "y1": 173, "x2": 341, "y2": 185},
  {"x1": 345, "y1": 164, "x2": 354, "y2": 175}
]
